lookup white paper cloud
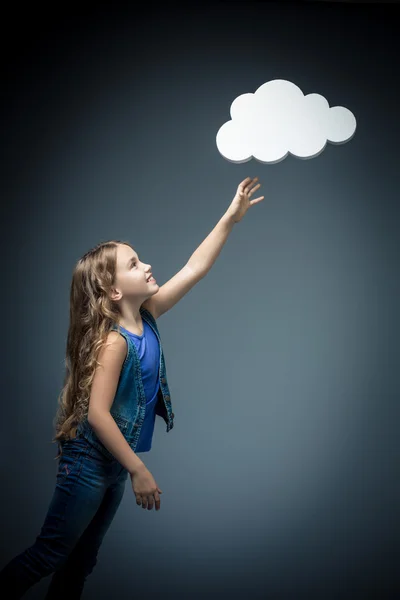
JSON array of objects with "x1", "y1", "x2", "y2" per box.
[{"x1": 216, "y1": 79, "x2": 356, "y2": 163}]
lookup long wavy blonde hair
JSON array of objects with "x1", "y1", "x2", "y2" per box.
[{"x1": 51, "y1": 239, "x2": 135, "y2": 458}]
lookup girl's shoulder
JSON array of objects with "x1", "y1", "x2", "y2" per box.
[{"x1": 104, "y1": 330, "x2": 128, "y2": 352}]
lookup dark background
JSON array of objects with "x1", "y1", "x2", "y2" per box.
[{"x1": 1, "y1": 2, "x2": 399, "y2": 599}]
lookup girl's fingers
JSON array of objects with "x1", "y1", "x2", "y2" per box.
[
  {"x1": 249, "y1": 183, "x2": 261, "y2": 196},
  {"x1": 239, "y1": 178, "x2": 252, "y2": 192},
  {"x1": 241, "y1": 176, "x2": 258, "y2": 188},
  {"x1": 244, "y1": 177, "x2": 259, "y2": 194}
]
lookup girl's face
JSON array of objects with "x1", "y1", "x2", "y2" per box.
[{"x1": 113, "y1": 244, "x2": 159, "y2": 300}]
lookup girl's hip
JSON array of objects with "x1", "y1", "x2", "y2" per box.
[{"x1": 57, "y1": 436, "x2": 127, "y2": 490}]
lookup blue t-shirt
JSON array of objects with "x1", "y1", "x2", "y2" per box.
[{"x1": 118, "y1": 319, "x2": 160, "y2": 452}]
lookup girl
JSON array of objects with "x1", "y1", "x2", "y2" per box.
[{"x1": 0, "y1": 177, "x2": 263, "y2": 599}]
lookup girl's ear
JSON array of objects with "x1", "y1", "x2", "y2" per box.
[{"x1": 110, "y1": 287, "x2": 122, "y2": 302}]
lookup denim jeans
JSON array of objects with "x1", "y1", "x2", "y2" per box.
[{"x1": 0, "y1": 436, "x2": 128, "y2": 599}]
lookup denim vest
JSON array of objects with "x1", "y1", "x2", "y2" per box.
[{"x1": 75, "y1": 306, "x2": 175, "y2": 461}]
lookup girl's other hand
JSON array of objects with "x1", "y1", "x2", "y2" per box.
[{"x1": 130, "y1": 464, "x2": 162, "y2": 511}]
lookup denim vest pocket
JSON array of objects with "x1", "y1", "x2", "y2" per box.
[{"x1": 112, "y1": 413, "x2": 135, "y2": 443}]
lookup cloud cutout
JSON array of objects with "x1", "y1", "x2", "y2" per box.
[{"x1": 216, "y1": 79, "x2": 357, "y2": 163}]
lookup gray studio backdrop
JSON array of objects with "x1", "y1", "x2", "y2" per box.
[{"x1": 1, "y1": 2, "x2": 399, "y2": 599}]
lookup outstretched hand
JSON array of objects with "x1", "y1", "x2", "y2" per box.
[{"x1": 226, "y1": 177, "x2": 264, "y2": 223}]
